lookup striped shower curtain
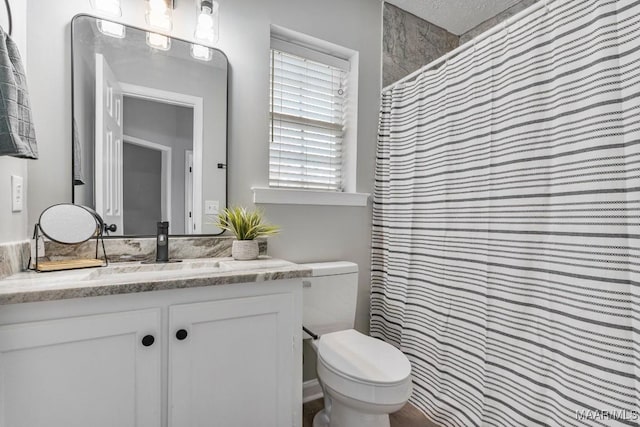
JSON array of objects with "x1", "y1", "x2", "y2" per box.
[{"x1": 371, "y1": 1, "x2": 640, "y2": 426}]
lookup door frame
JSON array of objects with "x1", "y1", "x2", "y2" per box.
[
  {"x1": 184, "y1": 150, "x2": 194, "y2": 234},
  {"x1": 119, "y1": 83, "x2": 204, "y2": 233},
  {"x1": 123, "y1": 135, "x2": 172, "y2": 225}
]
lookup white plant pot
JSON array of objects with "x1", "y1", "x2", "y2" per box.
[{"x1": 232, "y1": 240, "x2": 259, "y2": 261}]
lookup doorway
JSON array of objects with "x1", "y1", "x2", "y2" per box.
[
  {"x1": 122, "y1": 96, "x2": 195, "y2": 234},
  {"x1": 94, "y1": 52, "x2": 204, "y2": 235},
  {"x1": 121, "y1": 136, "x2": 172, "y2": 235}
]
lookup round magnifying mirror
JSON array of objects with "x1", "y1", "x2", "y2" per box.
[{"x1": 39, "y1": 204, "x2": 100, "y2": 244}]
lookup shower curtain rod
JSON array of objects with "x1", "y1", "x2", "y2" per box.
[{"x1": 382, "y1": 0, "x2": 556, "y2": 93}]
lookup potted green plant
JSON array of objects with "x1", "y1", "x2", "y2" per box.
[{"x1": 216, "y1": 207, "x2": 280, "y2": 260}]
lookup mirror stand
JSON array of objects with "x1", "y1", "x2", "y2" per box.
[{"x1": 30, "y1": 218, "x2": 109, "y2": 273}]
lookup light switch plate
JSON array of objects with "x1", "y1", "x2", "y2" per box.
[
  {"x1": 204, "y1": 200, "x2": 219, "y2": 215},
  {"x1": 11, "y1": 175, "x2": 23, "y2": 212}
]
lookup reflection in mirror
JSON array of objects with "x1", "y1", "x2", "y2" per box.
[
  {"x1": 39, "y1": 204, "x2": 101, "y2": 245},
  {"x1": 72, "y1": 15, "x2": 227, "y2": 236}
]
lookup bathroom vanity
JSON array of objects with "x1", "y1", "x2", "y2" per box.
[{"x1": 0, "y1": 258, "x2": 310, "y2": 427}]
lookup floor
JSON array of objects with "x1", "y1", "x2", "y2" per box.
[{"x1": 303, "y1": 398, "x2": 437, "y2": 427}]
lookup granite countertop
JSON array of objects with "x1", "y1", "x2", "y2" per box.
[{"x1": 0, "y1": 258, "x2": 312, "y2": 305}]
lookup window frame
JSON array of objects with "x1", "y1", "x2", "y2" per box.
[{"x1": 253, "y1": 26, "x2": 368, "y2": 207}]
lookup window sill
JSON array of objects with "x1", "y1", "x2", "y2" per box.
[{"x1": 252, "y1": 187, "x2": 370, "y2": 207}]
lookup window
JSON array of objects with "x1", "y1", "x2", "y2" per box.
[{"x1": 269, "y1": 38, "x2": 349, "y2": 191}]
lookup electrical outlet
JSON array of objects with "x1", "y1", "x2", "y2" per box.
[
  {"x1": 204, "y1": 200, "x2": 219, "y2": 215},
  {"x1": 11, "y1": 175, "x2": 23, "y2": 212}
]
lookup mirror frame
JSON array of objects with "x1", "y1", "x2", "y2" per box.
[{"x1": 70, "y1": 14, "x2": 229, "y2": 238}]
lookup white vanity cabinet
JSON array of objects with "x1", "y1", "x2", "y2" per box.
[
  {"x1": 169, "y1": 293, "x2": 296, "y2": 427},
  {"x1": 0, "y1": 279, "x2": 303, "y2": 427},
  {"x1": 0, "y1": 309, "x2": 162, "y2": 427}
]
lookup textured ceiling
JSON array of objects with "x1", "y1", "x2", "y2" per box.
[{"x1": 384, "y1": 0, "x2": 524, "y2": 35}]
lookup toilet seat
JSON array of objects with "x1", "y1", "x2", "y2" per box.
[{"x1": 316, "y1": 329, "x2": 412, "y2": 406}]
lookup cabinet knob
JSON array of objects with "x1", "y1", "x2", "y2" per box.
[
  {"x1": 141, "y1": 335, "x2": 155, "y2": 347},
  {"x1": 176, "y1": 329, "x2": 188, "y2": 341}
]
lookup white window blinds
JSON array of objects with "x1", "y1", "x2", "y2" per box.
[{"x1": 269, "y1": 42, "x2": 348, "y2": 191}]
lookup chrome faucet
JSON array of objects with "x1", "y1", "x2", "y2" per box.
[{"x1": 156, "y1": 221, "x2": 169, "y2": 262}]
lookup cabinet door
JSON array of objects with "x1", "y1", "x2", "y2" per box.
[
  {"x1": 169, "y1": 293, "x2": 294, "y2": 427},
  {"x1": 0, "y1": 309, "x2": 161, "y2": 427}
]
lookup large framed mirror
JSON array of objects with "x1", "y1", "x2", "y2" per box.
[{"x1": 71, "y1": 15, "x2": 227, "y2": 237}]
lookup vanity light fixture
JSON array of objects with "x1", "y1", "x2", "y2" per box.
[
  {"x1": 97, "y1": 20, "x2": 126, "y2": 38},
  {"x1": 89, "y1": 0, "x2": 122, "y2": 16},
  {"x1": 190, "y1": 43, "x2": 212, "y2": 61},
  {"x1": 146, "y1": 0, "x2": 173, "y2": 31},
  {"x1": 194, "y1": 0, "x2": 219, "y2": 44},
  {"x1": 146, "y1": 32, "x2": 171, "y2": 50}
]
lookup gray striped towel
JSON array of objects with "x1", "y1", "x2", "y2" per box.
[{"x1": 0, "y1": 26, "x2": 37, "y2": 159}]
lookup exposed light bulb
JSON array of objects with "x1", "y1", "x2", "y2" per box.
[
  {"x1": 90, "y1": 0, "x2": 121, "y2": 16},
  {"x1": 190, "y1": 44, "x2": 212, "y2": 61},
  {"x1": 194, "y1": 1, "x2": 219, "y2": 44},
  {"x1": 146, "y1": 32, "x2": 171, "y2": 50},
  {"x1": 97, "y1": 20, "x2": 126, "y2": 38},
  {"x1": 198, "y1": 12, "x2": 214, "y2": 29},
  {"x1": 149, "y1": 0, "x2": 168, "y2": 12},
  {"x1": 146, "y1": 0, "x2": 173, "y2": 31},
  {"x1": 148, "y1": 12, "x2": 172, "y2": 30}
]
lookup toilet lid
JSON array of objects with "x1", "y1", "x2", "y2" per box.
[{"x1": 317, "y1": 329, "x2": 411, "y2": 385}]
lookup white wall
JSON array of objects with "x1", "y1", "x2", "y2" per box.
[
  {"x1": 0, "y1": 0, "x2": 29, "y2": 243},
  {"x1": 0, "y1": 158, "x2": 28, "y2": 242},
  {"x1": 26, "y1": 0, "x2": 383, "y2": 333}
]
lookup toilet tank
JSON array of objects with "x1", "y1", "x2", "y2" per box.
[{"x1": 301, "y1": 261, "x2": 359, "y2": 338}]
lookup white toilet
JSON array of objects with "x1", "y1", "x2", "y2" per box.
[{"x1": 302, "y1": 262, "x2": 413, "y2": 427}]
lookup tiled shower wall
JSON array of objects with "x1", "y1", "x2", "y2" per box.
[
  {"x1": 382, "y1": 2, "x2": 458, "y2": 88},
  {"x1": 382, "y1": 0, "x2": 540, "y2": 87}
]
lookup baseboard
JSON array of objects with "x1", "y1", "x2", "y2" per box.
[{"x1": 303, "y1": 379, "x2": 323, "y2": 403}]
